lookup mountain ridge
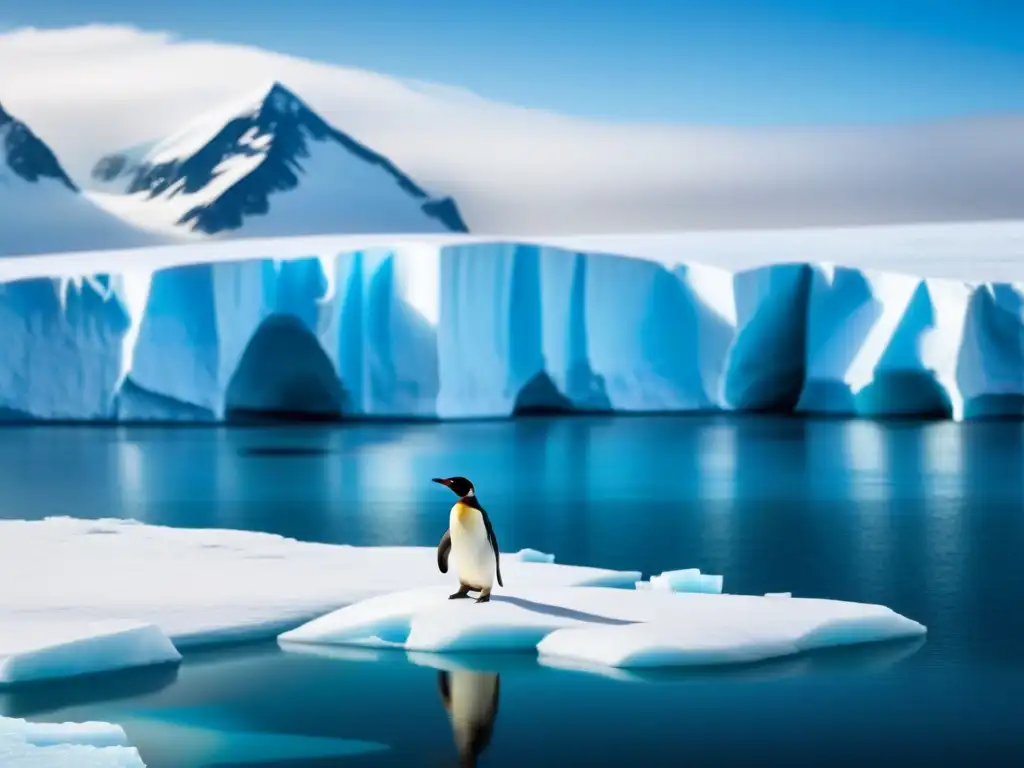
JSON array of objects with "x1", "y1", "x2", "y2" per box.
[
  {"x1": 92, "y1": 81, "x2": 469, "y2": 236},
  {"x1": 1, "y1": 100, "x2": 78, "y2": 191}
]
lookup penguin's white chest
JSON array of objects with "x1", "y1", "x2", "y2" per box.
[
  {"x1": 449, "y1": 671, "x2": 497, "y2": 730},
  {"x1": 450, "y1": 502, "x2": 496, "y2": 589}
]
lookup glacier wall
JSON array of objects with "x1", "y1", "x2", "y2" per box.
[{"x1": 0, "y1": 239, "x2": 1021, "y2": 422}]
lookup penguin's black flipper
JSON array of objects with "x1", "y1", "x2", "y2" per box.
[
  {"x1": 437, "y1": 529, "x2": 452, "y2": 574},
  {"x1": 481, "y1": 509, "x2": 503, "y2": 588}
]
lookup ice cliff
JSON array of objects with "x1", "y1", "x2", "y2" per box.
[{"x1": 0, "y1": 235, "x2": 1020, "y2": 422}]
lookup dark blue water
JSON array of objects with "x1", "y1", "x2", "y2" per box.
[{"x1": 1, "y1": 415, "x2": 1022, "y2": 765}]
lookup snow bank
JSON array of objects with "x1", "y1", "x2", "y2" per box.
[
  {"x1": 0, "y1": 229, "x2": 1020, "y2": 421},
  {"x1": 0, "y1": 716, "x2": 145, "y2": 767},
  {"x1": 279, "y1": 585, "x2": 926, "y2": 669},
  {"x1": 0, "y1": 517, "x2": 638, "y2": 685}
]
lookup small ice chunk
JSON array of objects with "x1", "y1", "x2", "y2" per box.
[
  {"x1": 510, "y1": 548, "x2": 556, "y2": 564},
  {"x1": 646, "y1": 568, "x2": 724, "y2": 594}
]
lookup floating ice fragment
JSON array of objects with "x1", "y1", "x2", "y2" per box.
[
  {"x1": 639, "y1": 568, "x2": 724, "y2": 594},
  {"x1": 510, "y1": 548, "x2": 556, "y2": 564},
  {"x1": 0, "y1": 716, "x2": 146, "y2": 767}
]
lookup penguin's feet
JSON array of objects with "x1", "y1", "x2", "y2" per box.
[{"x1": 449, "y1": 584, "x2": 473, "y2": 600}]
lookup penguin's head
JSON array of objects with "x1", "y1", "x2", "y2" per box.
[{"x1": 432, "y1": 476, "x2": 475, "y2": 498}]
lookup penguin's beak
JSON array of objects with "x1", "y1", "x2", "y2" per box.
[{"x1": 431, "y1": 477, "x2": 449, "y2": 486}]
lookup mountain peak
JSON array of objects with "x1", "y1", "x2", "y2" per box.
[
  {"x1": 91, "y1": 83, "x2": 469, "y2": 236},
  {"x1": 257, "y1": 82, "x2": 306, "y2": 115}
]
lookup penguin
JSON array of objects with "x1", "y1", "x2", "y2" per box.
[
  {"x1": 432, "y1": 476, "x2": 503, "y2": 603},
  {"x1": 437, "y1": 668, "x2": 501, "y2": 768}
]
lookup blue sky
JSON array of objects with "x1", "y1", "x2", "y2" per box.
[{"x1": 10, "y1": 0, "x2": 1024, "y2": 125}]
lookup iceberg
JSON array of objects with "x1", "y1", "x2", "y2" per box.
[
  {"x1": 797, "y1": 266, "x2": 970, "y2": 418},
  {"x1": 0, "y1": 517, "x2": 637, "y2": 685},
  {"x1": 0, "y1": 716, "x2": 145, "y2": 767},
  {"x1": 278, "y1": 585, "x2": 926, "y2": 669},
  {"x1": 0, "y1": 224, "x2": 1020, "y2": 422}
]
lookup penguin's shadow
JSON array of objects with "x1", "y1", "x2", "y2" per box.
[{"x1": 490, "y1": 595, "x2": 633, "y2": 626}]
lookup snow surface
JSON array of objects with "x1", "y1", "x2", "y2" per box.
[
  {"x1": 0, "y1": 174, "x2": 159, "y2": 258},
  {"x1": 278, "y1": 585, "x2": 926, "y2": 669},
  {"x1": 0, "y1": 516, "x2": 926, "y2": 685},
  {"x1": 0, "y1": 517, "x2": 638, "y2": 685},
  {"x1": 0, "y1": 716, "x2": 145, "y2": 767},
  {"x1": 0, "y1": 225, "x2": 1020, "y2": 421}
]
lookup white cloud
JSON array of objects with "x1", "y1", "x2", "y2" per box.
[{"x1": 2, "y1": 24, "x2": 1024, "y2": 234}]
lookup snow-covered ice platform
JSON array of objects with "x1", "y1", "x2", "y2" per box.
[
  {"x1": 0, "y1": 517, "x2": 637, "y2": 686},
  {"x1": 0, "y1": 716, "x2": 146, "y2": 766},
  {"x1": 279, "y1": 585, "x2": 925, "y2": 669},
  {"x1": 1, "y1": 221, "x2": 1022, "y2": 422},
  {"x1": 0, "y1": 517, "x2": 924, "y2": 683}
]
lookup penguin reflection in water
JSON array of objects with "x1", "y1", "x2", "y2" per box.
[
  {"x1": 437, "y1": 668, "x2": 501, "y2": 768},
  {"x1": 433, "y1": 477, "x2": 503, "y2": 603}
]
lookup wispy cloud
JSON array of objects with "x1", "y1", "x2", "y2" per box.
[{"x1": 2, "y1": 24, "x2": 1024, "y2": 234}]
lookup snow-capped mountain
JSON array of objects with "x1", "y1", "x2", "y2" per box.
[
  {"x1": 91, "y1": 82, "x2": 469, "y2": 238},
  {"x1": 0, "y1": 101, "x2": 76, "y2": 191},
  {"x1": 0, "y1": 102, "x2": 158, "y2": 256}
]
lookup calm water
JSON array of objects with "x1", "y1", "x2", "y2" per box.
[{"x1": 1, "y1": 415, "x2": 1022, "y2": 765}]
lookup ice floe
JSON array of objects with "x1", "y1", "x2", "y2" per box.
[
  {"x1": 0, "y1": 517, "x2": 636, "y2": 685},
  {"x1": 0, "y1": 716, "x2": 145, "y2": 767},
  {"x1": 279, "y1": 585, "x2": 926, "y2": 669},
  {"x1": 1, "y1": 516, "x2": 926, "y2": 683}
]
